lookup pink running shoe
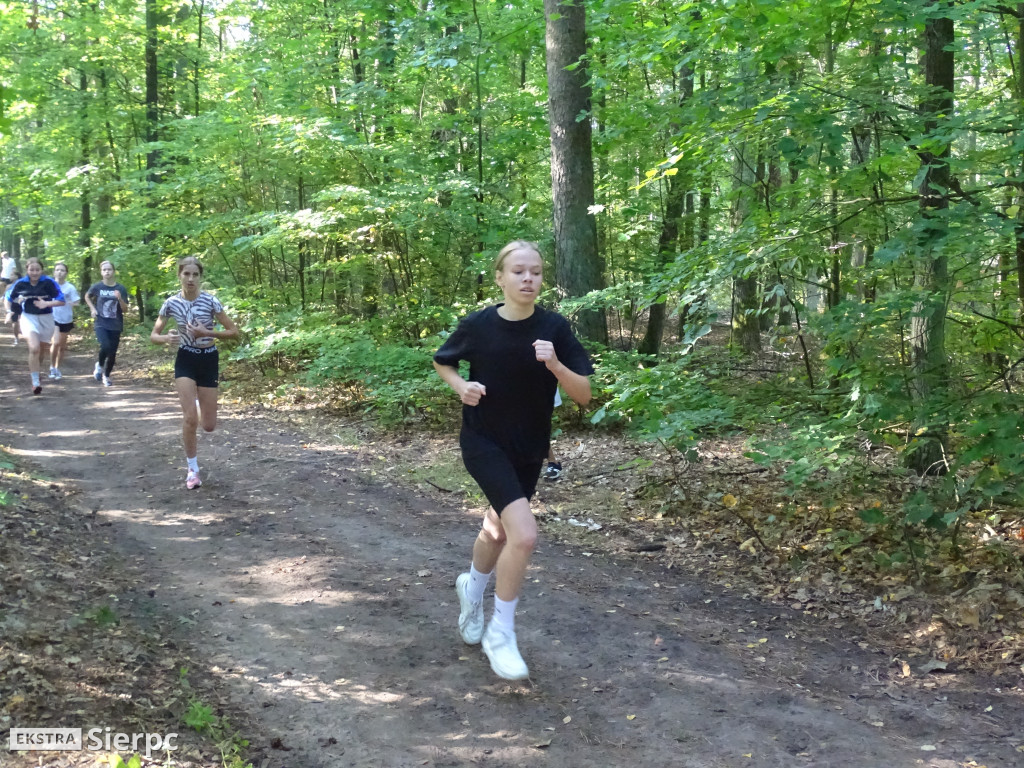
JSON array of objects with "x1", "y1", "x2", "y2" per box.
[{"x1": 186, "y1": 469, "x2": 202, "y2": 490}]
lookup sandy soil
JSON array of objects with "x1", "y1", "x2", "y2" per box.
[{"x1": 2, "y1": 339, "x2": 1022, "y2": 768}]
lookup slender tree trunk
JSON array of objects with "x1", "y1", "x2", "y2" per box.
[
  {"x1": 78, "y1": 69, "x2": 92, "y2": 290},
  {"x1": 297, "y1": 174, "x2": 307, "y2": 309},
  {"x1": 145, "y1": 0, "x2": 160, "y2": 179},
  {"x1": 906, "y1": 3, "x2": 954, "y2": 476},
  {"x1": 1014, "y1": 4, "x2": 1024, "y2": 311},
  {"x1": 544, "y1": 0, "x2": 607, "y2": 343},
  {"x1": 730, "y1": 62, "x2": 761, "y2": 354},
  {"x1": 638, "y1": 58, "x2": 694, "y2": 357}
]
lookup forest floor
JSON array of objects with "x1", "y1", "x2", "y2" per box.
[{"x1": 2, "y1": 334, "x2": 1024, "y2": 768}]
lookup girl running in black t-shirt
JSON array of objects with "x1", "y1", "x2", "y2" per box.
[{"x1": 434, "y1": 240, "x2": 594, "y2": 680}]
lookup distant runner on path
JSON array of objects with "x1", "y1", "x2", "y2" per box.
[
  {"x1": 49, "y1": 261, "x2": 81, "y2": 381},
  {"x1": 150, "y1": 256, "x2": 239, "y2": 490},
  {"x1": 3, "y1": 257, "x2": 66, "y2": 395},
  {"x1": 433, "y1": 240, "x2": 594, "y2": 680},
  {"x1": 2, "y1": 252, "x2": 23, "y2": 346},
  {"x1": 84, "y1": 260, "x2": 129, "y2": 387}
]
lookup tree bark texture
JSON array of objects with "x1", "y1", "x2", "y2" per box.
[
  {"x1": 731, "y1": 140, "x2": 761, "y2": 352},
  {"x1": 907, "y1": 4, "x2": 954, "y2": 476},
  {"x1": 544, "y1": 0, "x2": 607, "y2": 344}
]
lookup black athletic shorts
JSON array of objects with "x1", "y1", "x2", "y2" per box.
[
  {"x1": 175, "y1": 345, "x2": 219, "y2": 388},
  {"x1": 460, "y1": 428, "x2": 543, "y2": 515},
  {"x1": 56, "y1": 322, "x2": 74, "y2": 333}
]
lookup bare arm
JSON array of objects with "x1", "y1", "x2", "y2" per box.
[
  {"x1": 532, "y1": 340, "x2": 592, "y2": 406},
  {"x1": 186, "y1": 309, "x2": 239, "y2": 342},
  {"x1": 150, "y1": 315, "x2": 178, "y2": 344}
]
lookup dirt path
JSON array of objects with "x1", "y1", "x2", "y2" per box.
[{"x1": 2, "y1": 340, "x2": 1022, "y2": 768}]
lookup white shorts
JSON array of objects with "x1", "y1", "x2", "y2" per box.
[{"x1": 19, "y1": 313, "x2": 55, "y2": 343}]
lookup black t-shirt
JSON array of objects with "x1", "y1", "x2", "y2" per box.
[
  {"x1": 6, "y1": 276, "x2": 64, "y2": 315},
  {"x1": 434, "y1": 304, "x2": 594, "y2": 462},
  {"x1": 87, "y1": 282, "x2": 128, "y2": 331}
]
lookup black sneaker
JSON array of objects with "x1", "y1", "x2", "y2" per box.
[{"x1": 543, "y1": 462, "x2": 562, "y2": 481}]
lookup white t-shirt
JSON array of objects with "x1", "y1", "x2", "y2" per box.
[
  {"x1": 1, "y1": 256, "x2": 15, "y2": 281},
  {"x1": 52, "y1": 282, "x2": 80, "y2": 324}
]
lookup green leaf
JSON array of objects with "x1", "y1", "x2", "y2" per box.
[{"x1": 858, "y1": 508, "x2": 887, "y2": 525}]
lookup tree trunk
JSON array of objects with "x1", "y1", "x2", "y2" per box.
[
  {"x1": 544, "y1": 0, "x2": 607, "y2": 344},
  {"x1": 638, "y1": 57, "x2": 695, "y2": 357},
  {"x1": 906, "y1": 3, "x2": 954, "y2": 476},
  {"x1": 730, "y1": 66, "x2": 761, "y2": 354},
  {"x1": 78, "y1": 69, "x2": 91, "y2": 290},
  {"x1": 1014, "y1": 4, "x2": 1024, "y2": 312}
]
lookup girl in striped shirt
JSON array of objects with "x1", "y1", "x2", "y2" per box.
[{"x1": 150, "y1": 256, "x2": 239, "y2": 489}]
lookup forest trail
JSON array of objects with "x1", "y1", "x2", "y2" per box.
[{"x1": 1, "y1": 341, "x2": 1021, "y2": 768}]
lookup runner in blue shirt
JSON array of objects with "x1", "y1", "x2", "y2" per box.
[{"x1": 4, "y1": 257, "x2": 65, "y2": 394}]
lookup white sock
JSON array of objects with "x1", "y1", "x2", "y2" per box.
[
  {"x1": 467, "y1": 565, "x2": 492, "y2": 603},
  {"x1": 186, "y1": 456, "x2": 199, "y2": 473},
  {"x1": 31, "y1": 372, "x2": 40, "y2": 386},
  {"x1": 491, "y1": 596, "x2": 518, "y2": 634}
]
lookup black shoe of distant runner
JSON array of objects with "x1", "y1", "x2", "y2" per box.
[
  {"x1": 32, "y1": 385, "x2": 42, "y2": 395},
  {"x1": 543, "y1": 461, "x2": 562, "y2": 481}
]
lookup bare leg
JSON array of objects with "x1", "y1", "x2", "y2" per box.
[
  {"x1": 197, "y1": 385, "x2": 218, "y2": 433},
  {"x1": 51, "y1": 331, "x2": 68, "y2": 370},
  {"x1": 175, "y1": 377, "x2": 200, "y2": 459},
  {"x1": 472, "y1": 499, "x2": 537, "y2": 602},
  {"x1": 26, "y1": 335, "x2": 43, "y2": 374}
]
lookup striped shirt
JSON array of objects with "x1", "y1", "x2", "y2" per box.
[{"x1": 158, "y1": 291, "x2": 224, "y2": 349}]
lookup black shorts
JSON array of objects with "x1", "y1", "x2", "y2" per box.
[
  {"x1": 460, "y1": 429, "x2": 542, "y2": 515},
  {"x1": 56, "y1": 322, "x2": 74, "y2": 333},
  {"x1": 174, "y1": 346, "x2": 219, "y2": 388}
]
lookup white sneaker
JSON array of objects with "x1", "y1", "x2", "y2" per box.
[
  {"x1": 48, "y1": 368, "x2": 58, "y2": 379},
  {"x1": 102, "y1": 375, "x2": 112, "y2": 387},
  {"x1": 482, "y1": 623, "x2": 529, "y2": 680},
  {"x1": 94, "y1": 362, "x2": 102, "y2": 381},
  {"x1": 53, "y1": 369, "x2": 62, "y2": 380},
  {"x1": 455, "y1": 573, "x2": 484, "y2": 645},
  {"x1": 186, "y1": 469, "x2": 202, "y2": 490}
]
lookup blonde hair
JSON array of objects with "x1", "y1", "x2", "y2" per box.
[
  {"x1": 493, "y1": 240, "x2": 542, "y2": 272},
  {"x1": 100, "y1": 260, "x2": 115, "y2": 271}
]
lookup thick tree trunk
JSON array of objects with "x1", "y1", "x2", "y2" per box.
[
  {"x1": 906, "y1": 4, "x2": 954, "y2": 476},
  {"x1": 544, "y1": 0, "x2": 607, "y2": 344}
]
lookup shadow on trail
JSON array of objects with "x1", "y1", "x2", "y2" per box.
[{"x1": 2, "y1": 340, "x2": 1019, "y2": 768}]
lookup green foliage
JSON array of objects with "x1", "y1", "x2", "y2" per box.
[
  {"x1": 105, "y1": 754, "x2": 142, "y2": 768},
  {"x1": 233, "y1": 312, "x2": 453, "y2": 424},
  {"x1": 84, "y1": 604, "x2": 120, "y2": 628},
  {"x1": 591, "y1": 347, "x2": 740, "y2": 449},
  {"x1": 183, "y1": 700, "x2": 217, "y2": 733}
]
